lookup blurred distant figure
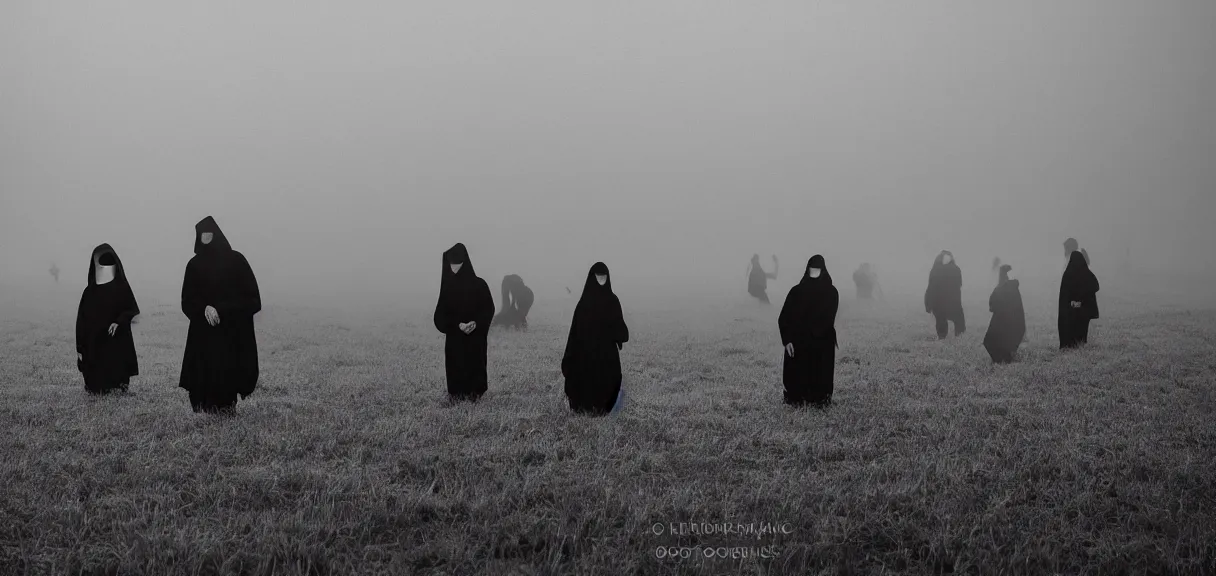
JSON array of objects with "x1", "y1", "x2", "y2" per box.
[
  {"x1": 1063, "y1": 238, "x2": 1078, "y2": 264},
  {"x1": 49, "y1": 263, "x2": 60, "y2": 283},
  {"x1": 983, "y1": 264, "x2": 1026, "y2": 364},
  {"x1": 562, "y1": 262, "x2": 629, "y2": 416},
  {"x1": 1081, "y1": 248, "x2": 1090, "y2": 266},
  {"x1": 76, "y1": 244, "x2": 140, "y2": 394},
  {"x1": 925, "y1": 250, "x2": 965, "y2": 339},
  {"x1": 180, "y1": 216, "x2": 262, "y2": 414},
  {"x1": 493, "y1": 274, "x2": 534, "y2": 330},
  {"x1": 991, "y1": 257, "x2": 1002, "y2": 285},
  {"x1": 779, "y1": 255, "x2": 838, "y2": 408},
  {"x1": 746, "y1": 254, "x2": 779, "y2": 304},
  {"x1": 852, "y1": 263, "x2": 881, "y2": 301},
  {"x1": 434, "y1": 243, "x2": 495, "y2": 402},
  {"x1": 1058, "y1": 250, "x2": 1100, "y2": 349}
]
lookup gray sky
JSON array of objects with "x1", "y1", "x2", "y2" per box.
[{"x1": 2, "y1": 0, "x2": 1213, "y2": 308}]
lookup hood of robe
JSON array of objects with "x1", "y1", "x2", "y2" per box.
[
  {"x1": 87, "y1": 244, "x2": 129, "y2": 287},
  {"x1": 801, "y1": 255, "x2": 832, "y2": 286},
  {"x1": 194, "y1": 216, "x2": 233, "y2": 254},
  {"x1": 441, "y1": 243, "x2": 477, "y2": 290},
  {"x1": 999, "y1": 264, "x2": 1012, "y2": 284}
]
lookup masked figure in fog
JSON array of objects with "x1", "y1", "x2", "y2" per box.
[
  {"x1": 925, "y1": 250, "x2": 965, "y2": 339},
  {"x1": 562, "y1": 262, "x2": 629, "y2": 415},
  {"x1": 1058, "y1": 250, "x2": 1100, "y2": 349},
  {"x1": 746, "y1": 254, "x2": 779, "y2": 304},
  {"x1": 76, "y1": 244, "x2": 140, "y2": 394},
  {"x1": 852, "y1": 263, "x2": 881, "y2": 301},
  {"x1": 983, "y1": 264, "x2": 1026, "y2": 363},
  {"x1": 778, "y1": 255, "x2": 838, "y2": 408},
  {"x1": 434, "y1": 243, "x2": 495, "y2": 401},
  {"x1": 493, "y1": 274, "x2": 534, "y2": 330},
  {"x1": 179, "y1": 216, "x2": 262, "y2": 414}
]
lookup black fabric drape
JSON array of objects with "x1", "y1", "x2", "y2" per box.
[
  {"x1": 925, "y1": 250, "x2": 965, "y2": 338},
  {"x1": 983, "y1": 266, "x2": 1026, "y2": 363},
  {"x1": 562, "y1": 262, "x2": 629, "y2": 415},
  {"x1": 778, "y1": 255, "x2": 838, "y2": 407},
  {"x1": 76, "y1": 244, "x2": 140, "y2": 394},
  {"x1": 433, "y1": 243, "x2": 496, "y2": 400},
  {"x1": 1058, "y1": 250, "x2": 1100, "y2": 348}
]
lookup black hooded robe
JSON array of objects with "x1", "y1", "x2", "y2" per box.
[
  {"x1": 433, "y1": 243, "x2": 495, "y2": 401},
  {"x1": 778, "y1": 255, "x2": 838, "y2": 407},
  {"x1": 983, "y1": 266, "x2": 1026, "y2": 363},
  {"x1": 179, "y1": 216, "x2": 261, "y2": 413},
  {"x1": 925, "y1": 251, "x2": 966, "y2": 338},
  {"x1": 1059, "y1": 251, "x2": 1100, "y2": 349},
  {"x1": 76, "y1": 244, "x2": 140, "y2": 394},
  {"x1": 562, "y1": 262, "x2": 629, "y2": 415},
  {"x1": 493, "y1": 274, "x2": 534, "y2": 329},
  {"x1": 747, "y1": 256, "x2": 776, "y2": 304}
]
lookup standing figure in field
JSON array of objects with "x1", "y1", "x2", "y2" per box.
[
  {"x1": 562, "y1": 262, "x2": 629, "y2": 416},
  {"x1": 852, "y1": 262, "x2": 881, "y2": 301},
  {"x1": 746, "y1": 254, "x2": 779, "y2": 304},
  {"x1": 50, "y1": 263, "x2": 60, "y2": 283},
  {"x1": 778, "y1": 255, "x2": 839, "y2": 408},
  {"x1": 925, "y1": 250, "x2": 966, "y2": 339},
  {"x1": 434, "y1": 243, "x2": 495, "y2": 402},
  {"x1": 493, "y1": 274, "x2": 534, "y2": 329},
  {"x1": 76, "y1": 244, "x2": 140, "y2": 394},
  {"x1": 983, "y1": 264, "x2": 1026, "y2": 363},
  {"x1": 1058, "y1": 250, "x2": 1100, "y2": 349},
  {"x1": 179, "y1": 216, "x2": 262, "y2": 414}
]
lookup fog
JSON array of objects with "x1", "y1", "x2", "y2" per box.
[{"x1": 2, "y1": 0, "x2": 1213, "y2": 313}]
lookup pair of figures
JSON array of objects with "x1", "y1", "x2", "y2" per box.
[
  {"x1": 433, "y1": 244, "x2": 629, "y2": 415},
  {"x1": 75, "y1": 217, "x2": 261, "y2": 414}
]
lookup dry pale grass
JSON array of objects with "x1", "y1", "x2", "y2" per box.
[{"x1": 1, "y1": 287, "x2": 1214, "y2": 575}]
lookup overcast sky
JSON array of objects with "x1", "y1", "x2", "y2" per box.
[{"x1": 2, "y1": 0, "x2": 1212, "y2": 308}]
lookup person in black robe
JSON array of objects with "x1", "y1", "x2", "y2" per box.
[
  {"x1": 562, "y1": 262, "x2": 629, "y2": 415},
  {"x1": 746, "y1": 254, "x2": 778, "y2": 303},
  {"x1": 983, "y1": 264, "x2": 1026, "y2": 363},
  {"x1": 778, "y1": 255, "x2": 839, "y2": 408},
  {"x1": 924, "y1": 250, "x2": 966, "y2": 339},
  {"x1": 1058, "y1": 250, "x2": 1100, "y2": 349},
  {"x1": 492, "y1": 274, "x2": 534, "y2": 329},
  {"x1": 852, "y1": 263, "x2": 880, "y2": 300},
  {"x1": 179, "y1": 216, "x2": 262, "y2": 414},
  {"x1": 433, "y1": 243, "x2": 495, "y2": 402},
  {"x1": 76, "y1": 244, "x2": 140, "y2": 394}
]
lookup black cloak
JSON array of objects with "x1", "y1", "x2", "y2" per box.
[
  {"x1": 778, "y1": 255, "x2": 838, "y2": 407},
  {"x1": 1058, "y1": 250, "x2": 1099, "y2": 348},
  {"x1": 433, "y1": 243, "x2": 495, "y2": 401},
  {"x1": 747, "y1": 255, "x2": 776, "y2": 303},
  {"x1": 983, "y1": 265, "x2": 1026, "y2": 363},
  {"x1": 179, "y1": 216, "x2": 261, "y2": 413},
  {"x1": 562, "y1": 262, "x2": 629, "y2": 415},
  {"x1": 925, "y1": 250, "x2": 966, "y2": 337},
  {"x1": 76, "y1": 244, "x2": 140, "y2": 394},
  {"x1": 493, "y1": 274, "x2": 534, "y2": 329}
]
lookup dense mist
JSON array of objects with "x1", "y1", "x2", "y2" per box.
[{"x1": 3, "y1": 0, "x2": 1213, "y2": 312}]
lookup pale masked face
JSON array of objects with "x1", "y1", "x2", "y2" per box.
[
  {"x1": 200, "y1": 232, "x2": 213, "y2": 245},
  {"x1": 450, "y1": 263, "x2": 463, "y2": 274},
  {"x1": 595, "y1": 274, "x2": 607, "y2": 286},
  {"x1": 941, "y1": 254, "x2": 952, "y2": 265},
  {"x1": 808, "y1": 268, "x2": 821, "y2": 278}
]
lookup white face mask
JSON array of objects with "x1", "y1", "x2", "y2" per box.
[
  {"x1": 941, "y1": 255, "x2": 952, "y2": 265},
  {"x1": 95, "y1": 265, "x2": 115, "y2": 285},
  {"x1": 201, "y1": 232, "x2": 213, "y2": 245},
  {"x1": 808, "y1": 268, "x2": 821, "y2": 278},
  {"x1": 450, "y1": 263, "x2": 463, "y2": 274},
  {"x1": 595, "y1": 274, "x2": 607, "y2": 286}
]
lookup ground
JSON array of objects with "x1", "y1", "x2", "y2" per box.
[{"x1": 1, "y1": 288, "x2": 1214, "y2": 575}]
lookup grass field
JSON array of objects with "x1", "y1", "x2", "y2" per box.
[{"x1": 2, "y1": 286, "x2": 1214, "y2": 575}]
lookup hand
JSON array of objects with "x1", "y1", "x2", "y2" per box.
[
  {"x1": 785, "y1": 343, "x2": 795, "y2": 357},
  {"x1": 108, "y1": 323, "x2": 118, "y2": 336},
  {"x1": 205, "y1": 305, "x2": 220, "y2": 326},
  {"x1": 1070, "y1": 301, "x2": 1081, "y2": 309},
  {"x1": 77, "y1": 353, "x2": 83, "y2": 363}
]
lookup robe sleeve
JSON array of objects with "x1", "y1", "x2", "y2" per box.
[
  {"x1": 476, "y1": 279, "x2": 495, "y2": 332},
  {"x1": 181, "y1": 260, "x2": 206, "y2": 322},
  {"x1": 778, "y1": 287, "x2": 797, "y2": 346},
  {"x1": 988, "y1": 288, "x2": 999, "y2": 313},
  {"x1": 215, "y1": 252, "x2": 262, "y2": 319},
  {"x1": 75, "y1": 291, "x2": 87, "y2": 355},
  {"x1": 433, "y1": 292, "x2": 452, "y2": 334},
  {"x1": 610, "y1": 296, "x2": 629, "y2": 344},
  {"x1": 114, "y1": 285, "x2": 140, "y2": 326}
]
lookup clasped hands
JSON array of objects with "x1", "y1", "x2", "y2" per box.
[
  {"x1": 457, "y1": 321, "x2": 477, "y2": 335},
  {"x1": 205, "y1": 305, "x2": 221, "y2": 326}
]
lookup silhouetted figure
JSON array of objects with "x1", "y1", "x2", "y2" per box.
[
  {"x1": 76, "y1": 244, "x2": 140, "y2": 394},
  {"x1": 180, "y1": 217, "x2": 261, "y2": 414},
  {"x1": 983, "y1": 264, "x2": 1026, "y2": 363},
  {"x1": 1058, "y1": 250, "x2": 1099, "y2": 349},
  {"x1": 746, "y1": 254, "x2": 778, "y2": 303},
  {"x1": 1063, "y1": 238, "x2": 1078, "y2": 263},
  {"x1": 852, "y1": 263, "x2": 881, "y2": 300},
  {"x1": 925, "y1": 250, "x2": 965, "y2": 338},
  {"x1": 778, "y1": 255, "x2": 838, "y2": 408},
  {"x1": 50, "y1": 263, "x2": 60, "y2": 283},
  {"x1": 434, "y1": 243, "x2": 495, "y2": 402},
  {"x1": 493, "y1": 274, "x2": 534, "y2": 329},
  {"x1": 562, "y1": 262, "x2": 629, "y2": 416}
]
